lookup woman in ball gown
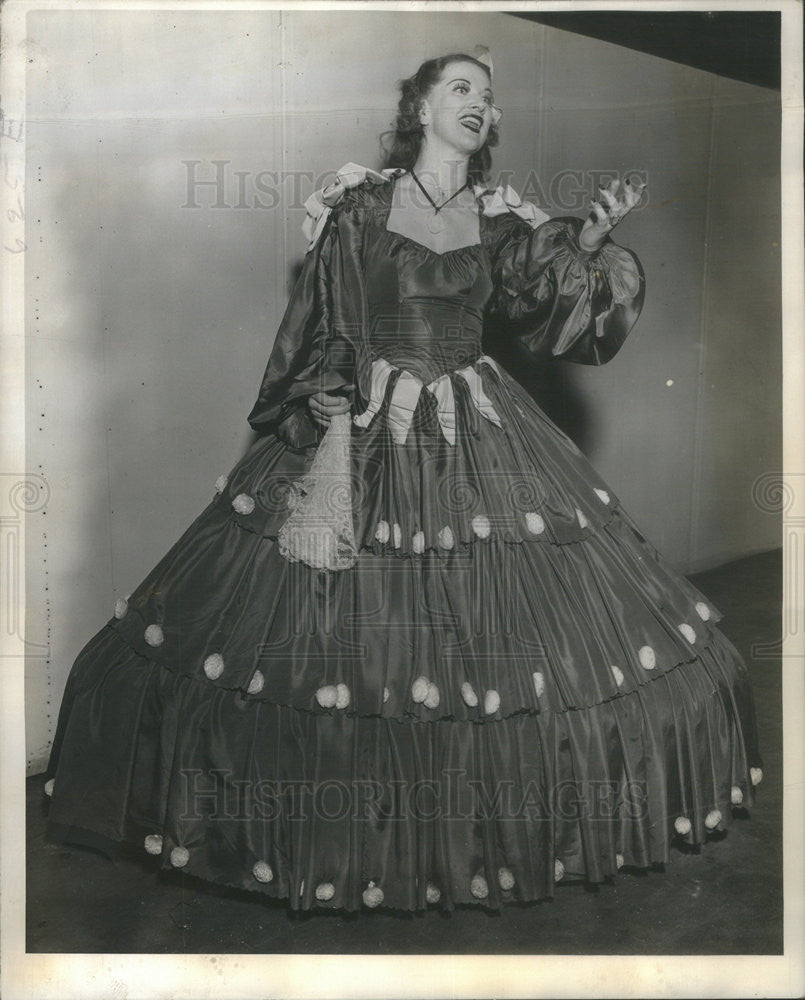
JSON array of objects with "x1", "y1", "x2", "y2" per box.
[{"x1": 44, "y1": 52, "x2": 762, "y2": 912}]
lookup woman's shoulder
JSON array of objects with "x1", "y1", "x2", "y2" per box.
[
  {"x1": 475, "y1": 182, "x2": 552, "y2": 233},
  {"x1": 301, "y1": 162, "x2": 400, "y2": 249}
]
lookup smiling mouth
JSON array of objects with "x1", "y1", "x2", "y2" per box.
[{"x1": 459, "y1": 113, "x2": 484, "y2": 134}]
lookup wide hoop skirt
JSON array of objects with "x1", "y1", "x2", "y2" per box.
[{"x1": 45, "y1": 353, "x2": 762, "y2": 912}]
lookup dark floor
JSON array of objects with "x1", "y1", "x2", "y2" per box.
[{"x1": 26, "y1": 549, "x2": 783, "y2": 955}]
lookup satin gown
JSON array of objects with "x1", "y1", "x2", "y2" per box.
[{"x1": 45, "y1": 169, "x2": 762, "y2": 912}]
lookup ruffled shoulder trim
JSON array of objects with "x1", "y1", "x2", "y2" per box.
[
  {"x1": 473, "y1": 182, "x2": 550, "y2": 229},
  {"x1": 302, "y1": 162, "x2": 404, "y2": 251},
  {"x1": 302, "y1": 167, "x2": 552, "y2": 251}
]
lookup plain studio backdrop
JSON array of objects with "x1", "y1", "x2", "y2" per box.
[{"x1": 23, "y1": 9, "x2": 781, "y2": 773}]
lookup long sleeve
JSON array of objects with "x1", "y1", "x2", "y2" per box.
[
  {"x1": 485, "y1": 213, "x2": 645, "y2": 366},
  {"x1": 247, "y1": 188, "x2": 372, "y2": 449}
]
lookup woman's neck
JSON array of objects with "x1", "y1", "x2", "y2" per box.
[{"x1": 411, "y1": 142, "x2": 470, "y2": 197}]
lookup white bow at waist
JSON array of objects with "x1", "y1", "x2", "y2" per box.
[{"x1": 352, "y1": 355, "x2": 504, "y2": 445}]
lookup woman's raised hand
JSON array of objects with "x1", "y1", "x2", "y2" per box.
[
  {"x1": 308, "y1": 388, "x2": 352, "y2": 429},
  {"x1": 578, "y1": 176, "x2": 646, "y2": 253}
]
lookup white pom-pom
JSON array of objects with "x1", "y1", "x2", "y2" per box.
[
  {"x1": 594, "y1": 488, "x2": 611, "y2": 504},
  {"x1": 144, "y1": 624, "x2": 164, "y2": 647},
  {"x1": 472, "y1": 514, "x2": 491, "y2": 539},
  {"x1": 392, "y1": 523, "x2": 402, "y2": 548},
  {"x1": 470, "y1": 874, "x2": 489, "y2": 899},
  {"x1": 731, "y1": 785, "x2": 744, "y2": 805},
  {"x1": 575, "y1": 507, "x2": 588, "y2": 529},
  {"x1": 426, "y1": 882, "x2": 441, "y2": 904},
  {"x1": 532, "y1": 671, "x2": 545, "y2": 698},
  {"x1": 704, "y1": 809, "x2": 722, "y2": 830},
  {"x1": 615, "y1": 853, "x2": 624, "y2": 869},
  {"x1": 424, "y1": 683, "x2": 440, "y2": 709},
  {"x1": 335, "y1": 682, "x2": 350, "y2": 709},
  {"x1": 674, "y1": 816, "x2": 692, "y2": 835},
  {"x1": 315, "y1": 882, "x2": 335, "y2": 901},
  {"x1": 144, "y1": 834, "x2": 162, "y2": 856},
  {"x1": 411, "y1": 676, "x2": 430, "y2": 703},
  {"x1": 315, "y1": 685, "x2": 338, "y2": 708},
  {"x1": 232, "y1": 493, "x2": 256, "y2": 515},
  {"x1": 170, "y1": 846, "x2": 189, "y2": 868},
  {"x1": 678, "y1": 623, "x2": 697, "y2": 643},
  {"x1": 484, "y1": 689, "x2": 500, "y2": 715},
  {"x1": 362, "y1": 881, "x2": 384, "y2": 907},
  {"x1": 383, "y1": 686, "x2": 390, "y2": 703},
  {"x1": 375, "y1": 520, "x2": 390, "y2": 544},
  {"x1": 253, "y1": 860, "x2": 273, "y2": 883},
  {"x1": 437, "y1": 525, "x2": 455, "y2": 549},
  {"x1": 525, "y1": 512, "x2": 545, "y2": 535},
  {"x1": 247, "y1": 669, "x2": 264, "y2": 695},
  {"x1": 498, "y1": 867, "x2": 515, "y2": 890},
  {"x1": 232, "y1": 493, "x2": 255, "y2": 515},
  {"x1": 695, "y1": 601, "x2": 711, "y2": 621},
  {"x1": 203, "y1": 653, "x2": 224, "y2": 680},
  {"x1": 461, "y1": 682, "x2": 478, "y2": 707},
  {"x1": 214, "y1": 475, "x2": 228, "y2": 495},
  {"x1": 554, "y1": 859, "x2": 565, "y2": 882},
  {"x1": 611, "y1": 665, "x2": 625, "y2": 687},
  {"x1": 44, "y1": 778, "x2": 55, "y2": 797},
  {"x1": 750, "y1": 767, "x2": 763, "y2": 786},
  {"x1": 114, "y1": 597, "x2": 128, "y2": 620},
  {"x1": 412, "y1": 531, "x2": 425, "y2": 554},
  {"x1": 638, "y1": 645, "x2": 656, "y2": 670}
]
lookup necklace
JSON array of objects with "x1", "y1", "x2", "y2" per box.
[
  {"x1": 410, "y1": 169, "x2": 470, "y2": 235},
  {"x1": 410, "y1": 169, "x2": 469, "y2": 213}
]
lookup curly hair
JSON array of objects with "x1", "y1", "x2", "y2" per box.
[{"x1": 380, "y1": 53, "x2": 499, "y2": 187}]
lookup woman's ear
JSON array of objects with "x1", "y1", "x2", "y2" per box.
[{"x1": 419, "y1": 99, "x2": 431, "y2": 126}]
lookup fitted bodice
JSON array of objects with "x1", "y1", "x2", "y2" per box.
[
  {"x1": 247, "y1": 166, "x2": 646, "y2": 450},
  {"x1": 363, "y1": 197, "x2": 494, "y2": 383}
]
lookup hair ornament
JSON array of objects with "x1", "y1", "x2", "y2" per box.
[{"x1": 473, "y1": 45, "x2": 493, "y2": 78}]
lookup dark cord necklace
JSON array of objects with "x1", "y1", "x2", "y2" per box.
[{"x1": 410, "y1": 169, "x2": 470, "y2": 214}]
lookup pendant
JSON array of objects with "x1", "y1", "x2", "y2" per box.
[{"x1": 427, "y1": 212, "x2": 445, "y2": 235}]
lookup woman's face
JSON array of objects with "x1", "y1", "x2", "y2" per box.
[{"x1": 420, "y1": 60, "x2": 497, "y2": 156}]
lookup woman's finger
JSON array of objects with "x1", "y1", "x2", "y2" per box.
[
  {"x1": 309, "y1": 393, "x2": 349, "y2": 414},
  {"x1": 589, "y1": 200, "x2": 610, "y2": 226},
  {"x1": 320, "y1": 398, "x2": 350, "y2": 415},
  {"x1": 598, "y1": 185, "x2": 619, "y2": 211},
  {"x1": 624, "y1": 178, "x2": 646, "y2": 209}
]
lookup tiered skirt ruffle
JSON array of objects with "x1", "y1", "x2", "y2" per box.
[{"x1": 45, "y1": 361, "x2": 762, "y2": 911}]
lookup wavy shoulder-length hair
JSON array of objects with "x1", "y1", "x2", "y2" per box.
[{"x1": 380, "y1": 53, "x2": 499, "y2": 187}]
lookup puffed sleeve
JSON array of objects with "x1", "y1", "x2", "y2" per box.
[
  {"x1": 485, "y1": 213, "x2": 645, "y2": 365},
  {"x1": 246, "y1": 189, "x2": 372, "y2": 449}
]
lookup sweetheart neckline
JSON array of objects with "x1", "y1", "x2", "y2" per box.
[
  {"x1": 382, "y1": 172, "x2": 485, "y2": 258},
  {"x1": 381, "y1": 226, "x2": 484, "y2": 258}
]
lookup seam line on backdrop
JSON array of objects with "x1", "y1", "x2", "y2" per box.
[{"x1": 689, "y1": 76, "x2": 718, "y2": 570}]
